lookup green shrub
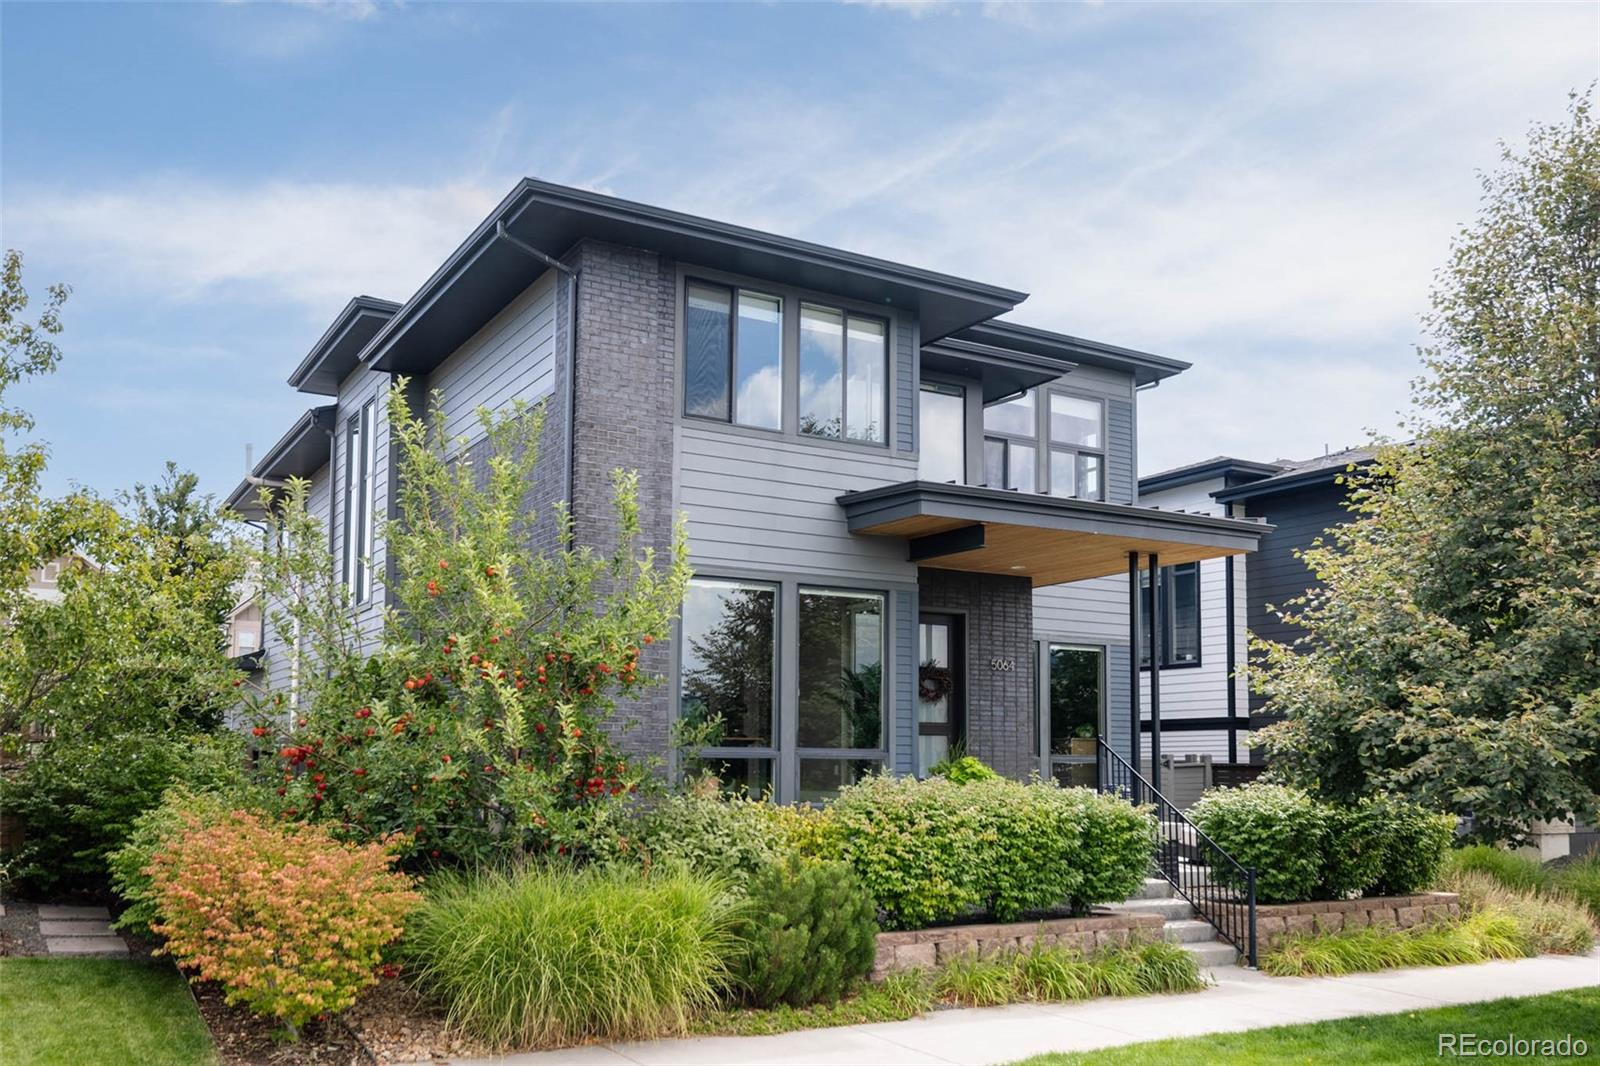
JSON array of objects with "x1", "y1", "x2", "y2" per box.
[
  {"x1": 1438, "y1": 871, "x2": 1595, "y2": 955},
  {"x1": 1441, "y1": 845, "x2": 1550, "y2": 893},
  {"x1": 609, "y1": 792, "x2": 795, "y2": 886},
  {"x1": 927, "y1": 755, "x2": 1000, "y2": 784},
  {"x1": 1320, "y1": 802, "x2": 1389, "y2": 899},
  {"x1": 107, "y1": 788, "x2": 236, "y2": 939},
  {"x1": 0, "y1": 732, "x2": 249, "y2": 897},
  {"x1": 735, "y1": 854, "x2": 877, "y2": 1008},
  {"x1": 403, "y1": 864, "x2": 745, "y2": 1050},
  {"x1": 1190, "y1": 784, "x2": 1327, "y2": 903},
  {"x1": 1361, "y1": 794, "x2": 1456, "y2": 896},
  {"x1": 1550, "y1": 849, "x2": 1600, "y2": 922},
  {"x1": 813, "y1": 774, "x2": 1155, "y2": 929}
]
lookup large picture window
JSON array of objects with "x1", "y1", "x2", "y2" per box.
[
  {"x1": 342, "y1": 399, "x2": 376, "y2": 603},
  {"x1": 679, "y1": 578, "x2": 778, "y2": 796},
  {"x1": 797, "y1": 587, "x2": 885, "y2": 801},
  {"x1": 1047, "y1": 391, "x2": 1105, "y2": 501},
  {"x1": 800, "y1": 305, "x2": 887, "y2": 443},
  {"x1": 1140, "y1": 562, "x2": 1200, "y2": 667},
  {"x1": 684, "y1": 282, "x2": 783, "y2": 430}
]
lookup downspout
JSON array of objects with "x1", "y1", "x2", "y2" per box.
[
  {"x1": 492, "y1": 221, "x2": 580, "y2": 511},
  {"x1": 1225, "y1": 554, "x2": 1238, "y2": 764}
]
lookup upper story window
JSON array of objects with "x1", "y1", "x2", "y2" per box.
[
  {"x1": 1140, "y1": 562, "x2": 1200, "y2": 668},
  {"x1": 800, "y1": 304, "x2": 887, "y2": 444},
  {"x1": 684, "y1": 282, "x2": 783, "y2": 430},
  {"x1": 918, "y1": 382, "x2": 965, "y2": 483},
  {"x1": 983, "y1": 391, "x2": 1036, "y2": 492},
  {"x1": 343, "y1": 399, "x2": 376, "y2": 603},
  {"x1": 1048, "y1": 391, "x2": 1105, "y2": 501}
]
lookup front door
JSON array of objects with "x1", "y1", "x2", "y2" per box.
[
  {"x1": 917, "y1": 613, "x2": 965, "y2": 775},
  {"x1": 1043, "y1": 644, "x2": 1105, "y2": 787}
]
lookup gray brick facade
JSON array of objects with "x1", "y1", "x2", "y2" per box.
[
  {"x1": 564, "y1": 240, "x2": 679, "y2": 760},
  {"x1": 916, "y1": 568, "x2": 1037, "y2": 779}
]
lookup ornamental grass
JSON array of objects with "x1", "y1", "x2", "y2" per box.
[{"x1": 401, "y1": 863, "x2": 745, "y2": 1050}]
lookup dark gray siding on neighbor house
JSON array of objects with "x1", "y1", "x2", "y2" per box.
[{"x1": 1243, "y1": 482, "x2": 1350, "y2": 716}]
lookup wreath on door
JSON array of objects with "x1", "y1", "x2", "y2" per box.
[{"x1": 918, "y1": 659, "x2": 954, "y2": 704}]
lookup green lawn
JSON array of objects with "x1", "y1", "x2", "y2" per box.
[
  {"x1": 0, "y1": 958, "x2": 216, "y2": 1066},
  {"x1": 1013, "y1": 987, "x2": 1600, "y2": 1065}
]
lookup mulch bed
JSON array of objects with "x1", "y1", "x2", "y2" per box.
[
  {"x1": 344, "y1": 979, "x2": 486, "y2": 1064},
  {"x1": 190, "y1": 981, "x2": 372, "y2": 1066}
]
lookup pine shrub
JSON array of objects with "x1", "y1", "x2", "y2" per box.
[{"x1": 735, "y1": 854, "x2": 877, "y2": 1008}]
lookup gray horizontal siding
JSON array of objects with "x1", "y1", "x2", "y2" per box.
[
  {"x1": 426, "y1": 270, "x2": 558, "y2": 447},
  {"x1": 1108, "y1": 398, "x2": 1134, "y2": 505},
  {"x1": 1105, "y1": 644, "x2": 1132, "y2": 762},
  {"x1": 896, "y1": 319, "x2": 915, "y2": 453},
  {"x1": 893, "y1": 587, "x2": 916, "y2": 774},
  {"x1": 677, "y1": 423, "x2": 918, "y2": 583},
  {"x1": 333, "y1": 368, "x2": 389, "y2": 652},
  {"x1": 262, "y1": 461, "x2": 333, "y2": 703}
]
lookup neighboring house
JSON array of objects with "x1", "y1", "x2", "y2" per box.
[
  {"x1": 1135, "y1": 448, "x2": 1375, "y2": 775},
  {"x1": 226, "y1": 179, "x2": 1270, "y2": 805},
  {"x1": 23, "y1": 553, "x2": 96, "y2": 604}
]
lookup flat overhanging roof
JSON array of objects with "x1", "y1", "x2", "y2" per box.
[
  {"x1": 837, "y1": 481, "x2": 1272, "y2": 586},
  {"x1": 225, "y1": 405, "x2": 337, "y2": 517}
]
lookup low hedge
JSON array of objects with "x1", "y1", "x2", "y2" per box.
[
  {"x1": 811, "y1": 774, "x2": 1155, "y2": 929},
  {"x1": 1189, "y1": 783, "x2": 1455, "y2": 904}
]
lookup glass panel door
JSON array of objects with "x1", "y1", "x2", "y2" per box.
[
  {"x1": 917, "y1": 614, "x2": 964, "y2": 775},
  {"x1": 1046, "y1": 644, "x2": 1103, "y2": 788}
]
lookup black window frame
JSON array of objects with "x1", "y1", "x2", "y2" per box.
[
  {"x1": 1140, "y1": 561, "x2": 1201, "y2": 669},
  {"x1": 798, "y1": 302, "x2": 889, "y2": 446},
  {"x1": 682, "y1": 280, "x2": 785, "y2": 432}
]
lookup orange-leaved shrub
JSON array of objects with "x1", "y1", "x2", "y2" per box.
[{"x1": 148, "y1": 809, "x2": 419, "y2": 1035}]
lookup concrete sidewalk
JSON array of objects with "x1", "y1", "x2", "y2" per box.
[{"x1": 452, "y1": 952, "x2": 1600, "y2": 1066}]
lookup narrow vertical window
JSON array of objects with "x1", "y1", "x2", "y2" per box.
[
  {"x1": 1140, "y1": 562, "x2": 1200, "y2": 667},
  {"x1": 342, "y1": 402, "x2": 374, "y2": 603},
  {"x1": 845, "y1": 316, "x2": 887, "y2": 443},
  {"x1": 799, "y1": 305, "x2": 844, "y2": 438},
  {"x1": 797, "y1": 588, "x2": 885, "y2": 801},
  {"x1": 735, "y1": 292, "x2": 783, "y2": 430},
  {"x1": 684, "y1": 283, "x2": 732, "y2": 421}
]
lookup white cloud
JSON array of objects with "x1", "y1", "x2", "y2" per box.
[{"x1": 9, "y1": 179, "x2": 503, "y2": 321}]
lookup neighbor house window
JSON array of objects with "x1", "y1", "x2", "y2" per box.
[
  {"x1": 343, "y1": 400, "x2": 376, "y2": 603},
  {"x1": 684, "y1": 282, "x2": 783, "y2": 430},
  {"x1": 1140, "y1": 562, "x2": 1200, "y2": 667},
  {"x1": 796, "y1": 588, "x2": 885, "y2": 801},
  {"x1": 983, "y1": 390, "x2": 1037, "y2": 492},
  {"x1": 799, "y1": 305, "x2": 887, "y2": 443},
  {"x1": 1047, "y1": 391, "x2": 1105, "y2": 500},
  {"x1": 679, "y1": 578, "x2": 778, "y2": 797}
]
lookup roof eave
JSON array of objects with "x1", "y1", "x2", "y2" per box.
[
  {"x1": 958, "y1": 321, "x2": 1190, "y2": 386},
  {"x1": 1212, "y1": 459, "x2": 1375, "y2": 503},
  {"x1": 286, "y1": 296, "x2": 401, "y2": 395}
]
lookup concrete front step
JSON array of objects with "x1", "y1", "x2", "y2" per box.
[
  {"x1": 1100, "y1": 896, "x2": 1195, "y2": 921},
  {"x1": 1161, "y1": 919, "x2": 1220, "y2": 945},
  {"x1": 1130, "y1": 877, "x2": 1175, "y2": 901},
  {"x1": 1179, "y1": 939, "x2": 1240, "y2": 967},
  {"x1": 44, "y1": 937, "x2": 128, "y2": 956}
]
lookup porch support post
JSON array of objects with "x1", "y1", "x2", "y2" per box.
[
  {"x1": 1150, "y1": 551, "x2": 1163, "y2": 797},
  {"x1": 1127, "y1": 551, "x2": 1140, "y2": 801}
]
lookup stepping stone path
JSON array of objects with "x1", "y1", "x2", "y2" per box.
[{"x1": 37, "y1": 904, "x2": 127, "y2": 957}]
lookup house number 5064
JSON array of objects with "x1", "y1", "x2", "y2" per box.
[{"x1": 990, "y1": 657, "x2": 1016, "y2": 672}]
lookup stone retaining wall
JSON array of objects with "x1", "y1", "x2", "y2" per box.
[
  {"x1": 872, "y1": 911, "x2": 1165, "y2": 979},
  {"x1": 1237, "y1": 892, "x2": 1461, "y2": 952}
]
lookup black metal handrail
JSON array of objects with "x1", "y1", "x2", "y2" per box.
[{"x1": 1097, "y1": 738, "x2": 1257, "y2": 967}]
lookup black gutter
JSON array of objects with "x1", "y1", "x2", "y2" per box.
[{"x1": 1213, "y1": 458, "x2": 1376, "y2": 504}]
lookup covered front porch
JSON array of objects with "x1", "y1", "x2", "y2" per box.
[{"x1": 837, "y1": 480, "x2": 1272, "y2": 794}]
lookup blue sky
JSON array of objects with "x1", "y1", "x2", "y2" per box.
[{"x1": 3, "y1": 1, "x2": 1596, "y2": 501}]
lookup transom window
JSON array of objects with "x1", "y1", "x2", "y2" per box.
[
  {"x1": 800, "y1": 305, "x2": 887, "y2": 443},
  {"x1": 1141, "y1": 562, "x2": 1200, "y2": 667},
  {"x1": 684, "y1": 282, "x2": 783, "y2": 430}
]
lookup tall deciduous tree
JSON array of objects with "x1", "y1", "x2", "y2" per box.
[{"x1": 1254, "y1": 93, "x2": 1600, "y2": 844}]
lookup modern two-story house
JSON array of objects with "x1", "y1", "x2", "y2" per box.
[{"x1": 227, "y1": 179, "x2": 1271, "y2": 805}]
